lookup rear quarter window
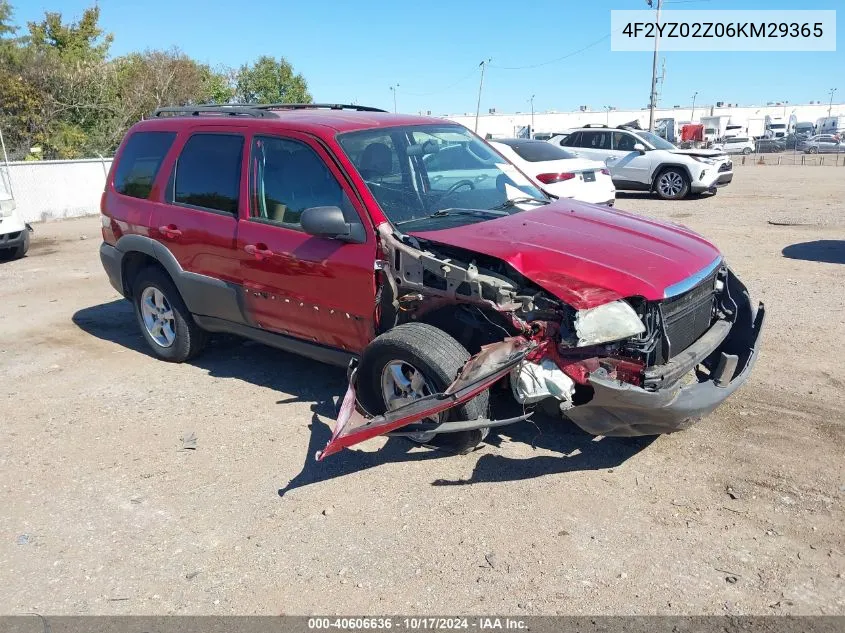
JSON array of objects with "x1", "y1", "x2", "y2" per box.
[{"x1": 113, "y1": 131, "x2": 177, "y2": 199}]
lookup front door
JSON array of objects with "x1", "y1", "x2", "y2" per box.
[
  {"x1": 609, "y1": 131, "x2": 652, "y2": 185},
  {"x1": 237, "y1": 133, "x2": 378, "y2": 354}
]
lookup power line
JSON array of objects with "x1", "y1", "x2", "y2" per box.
[
  {"x1": 488, "y1": 33, "x2": 612, "y2": 70},
  {"x1": 401, "y1": 66, "x2": 481, "y2": 96}
]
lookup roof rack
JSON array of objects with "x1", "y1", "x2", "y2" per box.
[
  {"x1": 152, "y1": 103, "x2": 387, "y2": 119},
  {"x1": 582, "y1": 123, "x2": 609, "y2": 128},
  {"x1": 252, "y1": 103, "x2": 388, "y2": 113}
]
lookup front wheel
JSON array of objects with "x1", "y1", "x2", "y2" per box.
[
  {"x1": 742, "y1": 147, "x2": 752, "y2": 155},
  {"x1": 654, "y1": 168, "x2": 690, "y2": 200},
  {"x1": 132, "y1": 267, "x2": 207, "y2": 362},
  {"x1": 807, "y1": 147, "x2": 818, "y2": 154},
  {"x1": 357, "y1": 323, "x2": 489, "y2": 454}
]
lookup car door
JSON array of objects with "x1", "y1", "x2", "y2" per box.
[
  {"x1": 608, "y1": 132, "x2": 652, "y2": 185},
  {"x1": 573, "y1": 130, "x2": 613, "y2": 163},
  {"x1": 237, "y1": 132, "x2": 377, "y2": 354},
  {"x1": 148, "y1": 128, "x2": 245, "y2": 321}
]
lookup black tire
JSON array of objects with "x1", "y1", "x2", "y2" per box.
[
  {"x1": 808, "y1": 147, "x2": 818, "y2": 154},
  {"x1": 132, "y1": 266, "x2": 207, "y2": 362},
  {"x1": 742, "y1": 147, "x2": 752, "y2": 155},
  {"x1": 654, "y1": 167, "x2": 690, "y2": 200},
  {"x1": 357, "y1": 322, "x2": 489, "y2": 454}
]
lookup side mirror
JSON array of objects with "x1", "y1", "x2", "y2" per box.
[
  {"x1": 301, "y1": 206, "x2": 366, "y2": 244},
  {"x1": 633, "y1": 143, "x2": 646, "y2": 154}
]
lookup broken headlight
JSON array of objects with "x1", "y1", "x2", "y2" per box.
[{"x1": 574, "y1": 300, "x2": 646, "y2": 347}]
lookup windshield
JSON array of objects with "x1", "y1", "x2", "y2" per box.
[
  {"x1": 337, "y1": 125, "x2": 545, "y2": 231},
  {"x1": 769, "y1": 124, "x2": 786, "y2": 129},
  {"x1": 636, "y1": 130, "x2": 676, "y2": 150}
]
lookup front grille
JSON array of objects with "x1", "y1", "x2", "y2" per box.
[
  {"x1": 660, "y1": 272, "x2": 717, "y2": 358},
  {"x1": 719, "y1": 161, "x2": 732, "y2": 172},
  {"x1": 0, "y1": 231, "x2": 20, "y2": 242}
]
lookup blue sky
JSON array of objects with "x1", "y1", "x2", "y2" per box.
[{"x1": 10, "y1": 0, "x2": 843, "y2": 115}]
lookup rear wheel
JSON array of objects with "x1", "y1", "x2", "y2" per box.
[
  {"x1": 132, "y1": 267, "x2": 207, "y2": 362},
  {"x1": 357, "y1": 323, "x2": 489, "y2": 454},
  {"x1": 742, "y1": 147, "x2": 752, "y2": 155},
  {"x1": 654, "y1": 168, "x2": 690, "y2": 200}
]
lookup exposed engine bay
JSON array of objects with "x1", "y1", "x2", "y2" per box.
[{"x1": 316, "y1": 223, "x2": 765, "y2": 460}]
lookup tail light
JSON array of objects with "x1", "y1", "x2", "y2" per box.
[
  {"x1": 537, "y1": 172, "x2": 576, "y2": 184},
  {"x1": 600, "y1": 168, "x2": 610, "y2": 175}
]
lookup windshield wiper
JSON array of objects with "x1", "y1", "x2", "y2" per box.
[
  {"x1": 490, "y1": 196, "x2": 550, "y2": 210},
  {"x1": 395, "y1": 208, "x2": 507, "y2": 225}
]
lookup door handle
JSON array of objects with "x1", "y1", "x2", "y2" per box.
[
  {"x1": 244, "y1": 243, "x2": 275, "y2": 260},
  {"x1": 158, "y1": 224, "x2": 182, "y2": 239}
]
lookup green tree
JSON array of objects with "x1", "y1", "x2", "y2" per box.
[
  {"x1": 235, "y1": 55, "x2": 311, "y2": 104},
  {"x1": 27, "y1": 5, "x2": 112, "y2": 62}
]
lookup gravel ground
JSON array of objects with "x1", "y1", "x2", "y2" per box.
[{"x1": 1, "y1": 166, "x2": 843, "y2": 615}]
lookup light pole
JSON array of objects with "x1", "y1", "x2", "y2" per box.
[
  {"x1": 389, "y1": 84, "x2": 399, "y2": 113},
  {"x1": 604, "y1": 105, "x2": 612, "y2": 125},
  {"x1": 474, "y1": 59, "x2": 491, "y2": 133},
  {"x1": 829, "y1": 88, "x2": 838, "y2": 116},
  {"x1": 647, "y1": 0, "x2": 663, "y2": 131},
  {"x1": 690, "y1": 91, "x2": 698, "y2": 121},
  {"x1": 529, "y1": 94, "x2": 535, "y2": 137}
]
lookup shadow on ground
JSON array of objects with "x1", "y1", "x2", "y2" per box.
[
  {"x1": 782, "y1": 240, "x2": 845, "y2": 264},
  {"x1": 73, "y1": 300, "x2": 653, "y2": 492}
]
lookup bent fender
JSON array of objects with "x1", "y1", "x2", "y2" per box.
[{"x1": 316, "y1": 338, "x2": 535, "y2": 460}]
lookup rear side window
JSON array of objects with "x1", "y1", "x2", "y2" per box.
[
  {"x1": 113, "y1": 131, "x2": 176, "y2": 199},
  {"x1": 506, "y1": 141, "x2": 577, "y2": 162},
  {"x1": 561, "y1": 132, "x2": 581, "y2": 147},
  {"x1": 580, "y1": 131, "x2": 612, "y2": 150},
  {"x1": 173, "y1": 133, "x2": 244, "y2": 214}
]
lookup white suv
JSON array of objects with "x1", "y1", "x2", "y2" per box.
[{"x1": 552, "y1": 125, "x2": 734, "y2": 200}]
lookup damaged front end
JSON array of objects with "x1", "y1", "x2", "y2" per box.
[{"x1": 318, "y1": 223, "x2": 764, "y2": 460}]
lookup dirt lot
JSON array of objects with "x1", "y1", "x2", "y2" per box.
[{"x1": 1, "y1": 166, "x2": 843, "y2": 616}]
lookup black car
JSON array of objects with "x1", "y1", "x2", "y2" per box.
[{"x1": 754, "y1": 138, "x2": 785, "y2": 153}]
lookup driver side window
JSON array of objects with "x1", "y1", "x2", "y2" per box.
[
  {"x1": 613, "y1": 132, "x2": 637, "y2": 152},
  {"x1": 249, "y1": 136, "x2": 354, "y2": 229}
]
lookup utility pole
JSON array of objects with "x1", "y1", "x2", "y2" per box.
[
  {"x1": 474, "y1": 59, "x2": 490, "y2": 133},
  {"x1": 389, "y1": 84, "x2": 399, "y2": 113},
  {"x1": 690, "y1": 91, "x2": 698, "y2": 121},
  {"x1": 828, "y1": 88, "x2": 838, "y2": 116},
  {"x1": 529, "y1": 94, "x2": 535, "y2": 137},
  {"x1": 647, "y1": 0, "x2": 663, "y2": 131},
  {"x1": 604, "y1": 105, "x2": 612, "y2": 125}
]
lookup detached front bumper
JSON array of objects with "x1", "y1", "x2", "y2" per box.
[{"x1": 565, "y1": 272, "x2": 765, "y2": 437}]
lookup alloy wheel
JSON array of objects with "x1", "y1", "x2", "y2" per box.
[
  {"x1": 658, "y1": 171, "x2": 685, "y2": 198},
  {"x1": 140, "y1": 286, "x2": 176, "y2": 348}
]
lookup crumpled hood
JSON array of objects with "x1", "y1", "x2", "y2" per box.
[
  {"x1": 411, "y1": 201, "x2": 722, "y2": 309},
  {"x1": 670, "y1": 149, "x2": 726, "y2": 159}
]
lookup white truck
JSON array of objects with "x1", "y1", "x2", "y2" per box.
[
  {"x1": 816, "y1": 116, "x2": 845, "y2": 135},
  {"x1": 746, "y1": 118, "x2": 766, "y2": 139},
  {"x1": 765, "y1": 114, "x2": 797, "y2": 139},
  {"x1": 699, "y1": 115, "x2": 731, "y2": 143},
  {"x1": 724, "y1": 117, "x2": 746, "y2": 138}
]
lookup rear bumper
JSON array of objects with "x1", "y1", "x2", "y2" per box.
[
  {"x1": 565, "y1": 270, "x2": 764, "y2": 436},
  {"x1": 99, "y1": 242, "x2": 125, "y2": 295}
]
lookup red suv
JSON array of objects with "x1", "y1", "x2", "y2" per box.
[{"x1": 99, "y1": 104, "x2": 764, "y2": 460}]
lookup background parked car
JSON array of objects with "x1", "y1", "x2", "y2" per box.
[
  {"x1": 713, "y1": 136, "x2": 754, "y2": 155},
  {"x1": 800, "y1": 134, "x2": 842, "y2": 154},
  {"x1": 754, "y1": 138, "x2": 785, "y2": 153},
  {"x1": 489, "y1": 139, "x2": 615, "y2": 205}
]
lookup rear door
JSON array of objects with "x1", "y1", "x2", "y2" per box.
[
  {"x1": 150, "y1": 129, "x2": 244, "y2": 288},
  {"x1": 237, "y1": 132, "x2": 377, "y2": 354},
  {"x1": 572, "y1": 130, "x2": 613, "y2": 163}
]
